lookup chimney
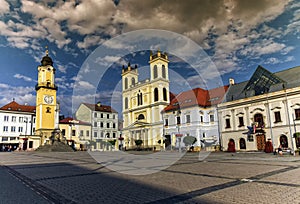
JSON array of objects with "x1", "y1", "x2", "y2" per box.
[{"x1": 229, "y1": 78, "x2": 235, "y2": 85}]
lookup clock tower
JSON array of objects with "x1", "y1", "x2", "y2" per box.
[{"x1": 35, "y1": 50, "x2": 58, "y2": 145}]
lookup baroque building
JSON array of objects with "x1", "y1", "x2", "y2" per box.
[
  {"x1": 218, "y1": 65, "x2": 300, "y2": 152},
  {"x1": 162, "y1": 86, "x2": 228, "y2": 151},
  {"x1": 122, "y1": 50, "x2": 170, "y2": 149}
]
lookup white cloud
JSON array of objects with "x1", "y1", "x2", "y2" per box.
[
  {"x1": 0, "y1": 0, "x2": 9, "y2": 15},
  {"x1": 77, "y1": 35, "x2": 103, "y2": 49},
  {"x1": 14, "y1": 74, "x2": 35, "y2": 82}
]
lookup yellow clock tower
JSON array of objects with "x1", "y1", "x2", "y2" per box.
[{"x1": 35, "y1": 50, "x2": 58, "y2": 145}]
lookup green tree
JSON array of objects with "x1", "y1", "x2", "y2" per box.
[
  {"x1": 135, "y1": 139, "x2": 143, "y2": 148},
  {"x1": 183, "y1": 136, "x2": 197, "y2": 146}
]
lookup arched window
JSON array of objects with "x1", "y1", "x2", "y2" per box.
[
  {"x1": 153, "y1": 65, "x2": 158, "y2": 79},
  {"x1": 254, "y1": 113, "x2": 264, "y2": 128},
  {"x1": 138, "y1": 114, "x2": 145, "y2": 120},
  {"x1": 124, "y1": 78, "x2": 128, "y2": 89},
  {"x1": 154, "y1": 88, "x2": 159, "y2": 102},
  {"x1": 124, "y1": 97, "x2": 128, "y2": 109},
  {"x1": 163, "y1": 88, "x2": 167, "y2": 101},
  {"x1": 280, "y1": 135, "x2": 288, "y2": 148},
  {"x1": 131, "y1": 77, "x2": 135, "y2": 86},
  {"x1": 137, "y1": 91, "x2": 143, "y2": 106},
  {"x1": 239, "y1": 138, "x2": 246, "y2": 149},
  {"x1": 162, "y1": 65, "x2": 166, "y2": 78}
]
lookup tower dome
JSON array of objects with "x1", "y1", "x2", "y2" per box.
[{"x1": 41, "y1": 49, "x2": 53, "y2": 66}]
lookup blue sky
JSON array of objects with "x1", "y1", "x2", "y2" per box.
[{"x1": 0, "y1": 0, "x2": 299, "y2": 117}]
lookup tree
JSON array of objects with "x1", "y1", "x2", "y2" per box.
[
  {"x1": 134, "y1": 139, "x2": 143, "y2": 149},
  {"x1": 183, "y1": 136, "x2": 197, "y2": 146}
]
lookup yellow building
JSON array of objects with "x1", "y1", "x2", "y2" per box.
[
  {"x1": 59, "y1": 117, "x2": 91, "y2": 151},
  {"x1": 122, "y1": 50, "x2": 170, "y2": 150},
  {"x1": 35, "y1": 50, "x2": 58, "y2": 145}
]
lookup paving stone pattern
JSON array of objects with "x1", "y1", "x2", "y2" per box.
[{"x1": 0, "y1": 151, "x2": 299, "y2": 204}]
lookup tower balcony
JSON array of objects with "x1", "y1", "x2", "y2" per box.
[{"x1": 35, "y1": 83, "x2": 58, "y2": 91}]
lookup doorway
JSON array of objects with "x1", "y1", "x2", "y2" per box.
[
  {"x1": 279, "y1": 135, "x2": 288, "y2": 148},
  {"x1": 256, "y1": 134, "x2": 266, "y2": 151}
]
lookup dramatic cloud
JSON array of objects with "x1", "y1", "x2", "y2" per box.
[
  {"x1": 14, "y1": 74, "x2": 35, "y2": 82},
  {"x1": 0, "y1": 0, "x2": 9, "y2": 15}
]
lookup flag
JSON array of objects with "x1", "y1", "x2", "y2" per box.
[{"x1": 253, "y1": 124, "x2": 256, "y2": 133}]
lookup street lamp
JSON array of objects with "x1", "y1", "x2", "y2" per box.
[{"x1": 174, "y1": 110, "x2": 182, "y2": 152}]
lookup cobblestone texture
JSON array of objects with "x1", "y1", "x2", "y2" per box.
[{"x1": 0, "y1": 151, "x2": 299, "y2": 203}]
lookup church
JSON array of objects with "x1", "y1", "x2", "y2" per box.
[{"x1": 122, "y1": 50, "x2": 170, "y2": 150}]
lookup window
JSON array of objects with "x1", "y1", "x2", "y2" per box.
[
  {"x1": 29, "y1": 141, "x2": 33, "y2": 148},
  {"x1": 107, "y1": 114, "x2": 109, "y2": 119},
  {"x1": 62, "y1": 129, "x2": 66, "y2": 136},
  {"x1": 186, "y1": 115, "x2": 191, "y2": 123},
  {"x1": 125, "y1": 77, "x2": 128, "y2": 89},
  {"x1": 225, "y1": 118, "x2": 231, "y2": 128},
  {"x1": 80, "y1": 130, "x2": 84, "y2": 136},
  {"x1": 94, "y1": 122, "x2": 97, "y2": 127},
  {"x1": 12, "y1": 116, "x2": 16, "y2": 122},
  {"x1": 113, "y1": 115, "x2": 115, "y2": 119},
  {"x1": 3, "y1": 126, "x2": 8, "y2": 132},
  {"x1": 113, "y1": 123, "x2": 116, "y2": 128},
  {"x1": 72, "y1": 130, "x2": 76, "y2": 136},
  {"x1": 107, "y1": 123, "x2": 110, "y2": 128},
  {"x1": 19, "y1": 117, "x2": 24, "y2": 123},
  {"x1": 177, "y1": 116, "x2": 181, "y2": 125},
  {"x1": 94, "y1": 132, "x2": 97, "y2": 137},
  {"x1": 18, "y1": 127, "x2": 23, "y2": 132},
  {"x1": 210, "y1": 115, "x2": 214, "y2": 122},
  {"x1": 86, "y1": 130, "x2": 89, "y2": 137},
  {"x1": 4, "y1": 116, "x2": 9, "y2": 121},
  {"x1": 113, "y1": 133, "x2": 116, "y2": 138},
  {"x1": 137, "y1": 114, "x2": 145, "y2": 120},
  {"x1": 101, "y1": 113, "x2": 103, "y2": 118},
  {"x1": 2, "y1": 137, "x2": 8, "y2": 141},
  {"x1": 200, "y1": 115, "x2": 203, "y2": 123},
  {"x1": 106, "y1": 133, "x2": 110, "y2": 138},
  {"x1": 100, "y1": 122, "x2": 103, "y2": 128},
  {"x1": 165, "y1": 118, "x2": 169, "y2": 126},
  {"x1": 162, "y1": 65, "x2": 166, "y2": 78},
  {"x1": 101, "y1": 132, "x2": 104, "y2": 137},
  {"x1": 238, "y1": 117, "x2": 244, "y2": 127},
  {"x1": 131, "y1": 77, "x2": 135, "y2": 86},
  {"x1": 137, "y1": 92, "x2": 143, "y2": 106},
  {"x1": 163, "y1": 88, "x2": 167, "y2": 101},
  {"x1": 254, "y1": 113, "x2": 264, "y2": 128},
  {"x1": 125, "y1": 97, "x2": 128, "y2": 109},
  {"x1": 203, "y1": 132, "x2": 206, "y2": 138},
  {"x1": 295, "y1": 109, "x2": 300, "y2": 120},
  {"x1": 274, "y1": 111, "x2": 281, "y2": 123},
  {"x1": 154, "y1": 88, "x2": 159, "y2": 102},
  {"x1": 94, "y1": 112, "x2": 97, "y2": 118},
  {"x1": 153, "y1": 65, "x2": 158, "y2": 78},
  {"x1": 11, "y1": 126, "x2": 16, "y2": 132}
]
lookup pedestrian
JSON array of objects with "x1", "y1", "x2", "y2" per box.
[{"x1": 278, "y1": 145, "x2": 283, "y2": 156}]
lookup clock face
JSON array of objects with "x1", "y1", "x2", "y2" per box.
[{"x1": 44, "y1": 95, "x2": 54, "y2": 104}]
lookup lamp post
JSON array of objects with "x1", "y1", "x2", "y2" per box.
[{"x1": 174, "y1": 110, "x2": 182, "y2": 152}]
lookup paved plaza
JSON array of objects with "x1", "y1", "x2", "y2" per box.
[{"x1": 0, "y1": 151, "x2": 299, "y2": 204}]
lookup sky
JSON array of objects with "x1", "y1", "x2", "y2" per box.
[{"x1": 0, "y1": 0, "x2": 299, "y2": 117}]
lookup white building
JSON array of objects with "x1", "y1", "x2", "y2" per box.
[
  {"x1": 162, "y1": 86, "x2": 228, "y2": 151},
  {"x1": 122, "y1": 50, "x2": 170, "y2": 150},
  {"x1": 0, "y1": 100, "x2": 36, "y2": 151},
  {"x1": 218, "y1": 65, "x2": 300, "y2": 152},
  {"x1": 75, "y1": 102, "x2": 119, "y2": 150}
]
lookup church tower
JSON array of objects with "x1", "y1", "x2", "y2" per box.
[
  {"x1": 121, "y1": 50, "x2": 170, "y2": 150},
  {"x1": 35, "y1": 49, "x2": 58, "y2": 145}
]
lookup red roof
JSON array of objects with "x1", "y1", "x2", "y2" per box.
[
  {"x1": 83, "y1": 103, "x2": 117, "y2": 113},
  {"x1": 59, "y1": 117, "x2": 91, "y2": 125},
  {"x1": 0, "y1": 101, "x2": 36, "y2": 113},
  {"x1": 163, "y1": 86, "x2": 229, "y2": 112}
]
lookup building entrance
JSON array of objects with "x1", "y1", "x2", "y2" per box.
[{"x1": 256, "y1": 134, "x2": 266, "y2": 151}]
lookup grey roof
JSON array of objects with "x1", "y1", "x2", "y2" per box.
[{"x1": 223, "y1": 65, "x2": 300, "y2": 102}]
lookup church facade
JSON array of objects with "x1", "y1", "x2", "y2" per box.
[{"x1": 122, "y1": 50, "x2": 170, "y2": 150}]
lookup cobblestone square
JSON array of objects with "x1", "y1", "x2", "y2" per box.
[{"x1": 0, "y1": 151, "x2": 299, "y2": 204}]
